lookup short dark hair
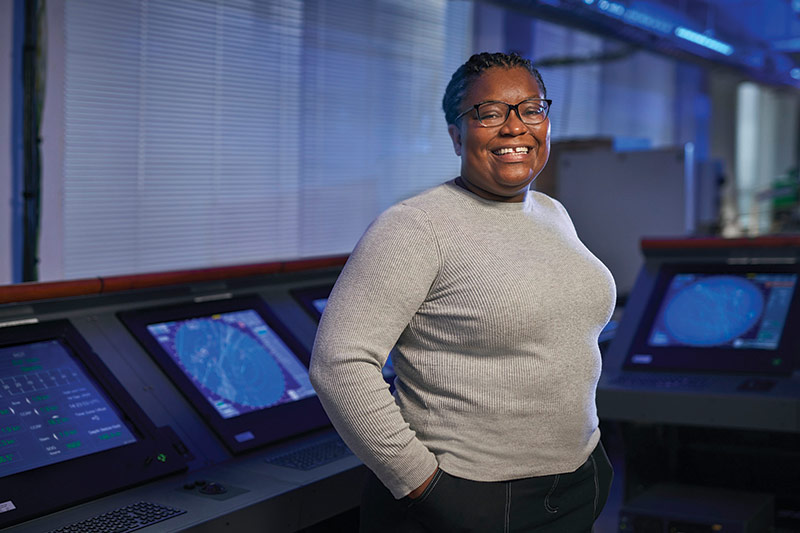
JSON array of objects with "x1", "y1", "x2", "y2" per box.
[{"x1": 442, "y1": 52, "x2": 547, "y2": 126}]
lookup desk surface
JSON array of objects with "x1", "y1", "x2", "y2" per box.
[{"x1": 3, "y1": 428, "x2": 367, "y2": 533}]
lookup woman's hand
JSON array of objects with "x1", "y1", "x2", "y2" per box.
[{"x1": 407, "y1": 467, "x2": 439, "y2": 500}]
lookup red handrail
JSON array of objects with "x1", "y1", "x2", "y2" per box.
[
  {"x1": 0, "y1": 256, "x2": 348, "y2": 305},
  {"x1": 641, "y1": 236, "x2": 800, "y2": 250}
]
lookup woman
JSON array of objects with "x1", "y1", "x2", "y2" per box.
[{"x1": 309, "y1": 52, "x2": 615, "y2": 532}]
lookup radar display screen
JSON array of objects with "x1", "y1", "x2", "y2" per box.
[
  {"x1": 119, "y1": 295, "x2": 330, "y2": 454},
  {"x1": 312, "y1": 298, "x2": 328, "y2": 316},
  {"x1": 0, "y1": 339, "x2": 137, "y2": 479},
  {"x1": 146, "y1": 309, "x2": 316, "y2": 420},
  {"x1": 627, "y1": 267, "x2": 800, "y2": 374},
  {"x1": 291, "y1": 285, "x2": 334, "y2": 322},
  {"x1": 647, "y1": 273, "x2": 796, "y2": 350},
  {"x1": 291, "y1": 284, "x2": 399, "y2": 384}
]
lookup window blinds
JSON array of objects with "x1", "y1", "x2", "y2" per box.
[
  {"x1": 531, "y1": 18, "x2": 676, "y2": 147},
  {"x1": 61, "y1": 0, "x2": 471, "y2": 279}
]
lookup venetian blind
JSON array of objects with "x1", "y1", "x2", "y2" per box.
[
  {"x1": 61, "y1": 0, "x2": 471, "y2": 278},
  {"x1": 531, "y1": 18, "x2": 676, "y2": 147}
]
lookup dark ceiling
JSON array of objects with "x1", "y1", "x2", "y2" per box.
[{"x1": 497, "y1": 0, "x2": 800, "y2": 87}]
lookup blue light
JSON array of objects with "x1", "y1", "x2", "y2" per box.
[
  {"x1": 791, "y1": 68, "x2": 800, "y2": 80},
  {"x1": 598, "y1": 0, "x2": 625, "y2": 16},
  {"x1": 744, "y1": 50, "x2": 765, "y2": 68},
  {"x1": 674, "y1": 27, "x2": 734, "y2": 56},
  {"x1": 623, "y1": 9, "x2": 673, "y2": 34},
  {"x1": 583, "y1": 0, "x2": 595, "y2": 4},
  {"x1": 773, "y1": 37, "x2": 800, "y2": 52}
]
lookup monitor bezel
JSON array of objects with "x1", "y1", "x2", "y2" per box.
[
  {"x1": 290, "y1": 284, "x2": 333, "y2": 322},
  {"x1": 0, "y1": 319, "x2": 187, "y2": 529},
  {"x1": 625, "y1": 263, "x2": 800, "y2": 375},
  {"x1": 118, "y1": 294, "x2": 329, "y2": 454}
]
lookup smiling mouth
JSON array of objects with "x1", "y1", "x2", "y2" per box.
[{"x1": 492, "y1": 147, "x2": 530, "y2": 155}]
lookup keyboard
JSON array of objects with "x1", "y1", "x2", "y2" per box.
[
  {"x1": 264, "y1": 434, "x2": 353, "y2": 470},
  {"x1": 47, "y1": 501, "x2": 186, "y2": 533}
]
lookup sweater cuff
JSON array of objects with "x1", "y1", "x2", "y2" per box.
[{"x1": 383, "y1": 446, "x2": 439, "y2": 499}]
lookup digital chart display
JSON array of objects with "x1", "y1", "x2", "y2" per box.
[
  {"x1": 0, "y1": 340, "x2": 137, "y2": 479},
  {"x1": 146, "y1": 309, "x2": 316, "y2": 420},
  {"x1": 647, "y1": 273, "x2": 796, "y2": 350},
  {"x1": 312, "y1": 298, "x2": 328, "y2": 316},
  {"x1": 291, "y1": 285, "x2": 333, "y2": 322},
  {"x1": 302, "y1": 294, "x2": 401, "y2": 383},
  {"x1": 306, "y1": 296, "x2": 396, "y2": 381}
]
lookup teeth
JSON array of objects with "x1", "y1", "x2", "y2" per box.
[{"x1": 494, "y1": 147, "x2": 529, "y2": 155}]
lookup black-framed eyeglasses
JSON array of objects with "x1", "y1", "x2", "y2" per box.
[{"x1": 455, "y1": 98, "x2": 552, "y2": 127}]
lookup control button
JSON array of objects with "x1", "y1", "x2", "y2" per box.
[{"x1": 199, "y1": 482, "x2": 227, "y2": 495}]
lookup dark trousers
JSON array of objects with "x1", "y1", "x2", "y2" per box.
[{"x1": 360, "y1": 441, "x2": 613, "y2": 533}]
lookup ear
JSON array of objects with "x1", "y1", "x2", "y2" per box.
[{"x1": 447, "y1": 124, "x2": 463, "y2": 157}]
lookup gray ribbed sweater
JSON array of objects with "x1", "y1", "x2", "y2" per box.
[{"x1": 309, "y1": 180, "x2": 616, "y2": 499}]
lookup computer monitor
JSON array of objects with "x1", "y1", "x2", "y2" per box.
[
  {"x1": 118, "y1": 295, "x2": 329, "y2": 454},
  {"x1": 291, "y1": 285, "x2": 333, "y2": 322},
  {"x1": 291, "y1": 284, "x2": 400, "y2": 385},
  {"x1": 625, "y1": 264, "x2": 800, "y2": 375},
  {"x1": 0, "y1": 320, "x2": 186, "y2": 528}
]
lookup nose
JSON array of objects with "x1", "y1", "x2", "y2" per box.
[{"x1": 500, "y1": 107, "x2": 527, "y2": 136}]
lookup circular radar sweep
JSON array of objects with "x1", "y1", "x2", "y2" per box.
[
  {"x1": 174, "y1": 319, "x2": 286, "y2": 408},
  {"x1": 662, "y1": 275, "x2": 764, "y2": 346}
]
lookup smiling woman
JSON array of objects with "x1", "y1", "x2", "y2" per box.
[
  {"x1": 309, "y1": 52, "x2": 617, "y2": 533},
  {"x1": 447, "y1": 66, "x2": 551, "y2": 202}
]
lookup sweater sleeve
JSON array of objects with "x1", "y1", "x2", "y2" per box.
[{"x1": 308, "y1": 204, "x2": 441, "y2": 499}]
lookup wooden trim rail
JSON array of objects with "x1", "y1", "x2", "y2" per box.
[
  {"x1": 641, "y1": 236, "x2": 800, "y2": 250},
  {"x1": 0, "y1": 256, "x2": 349, "y2": 305}
]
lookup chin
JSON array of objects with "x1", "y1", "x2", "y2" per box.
[{"x1": 498, "y1": 174, "x2": 534, "y2": 189}]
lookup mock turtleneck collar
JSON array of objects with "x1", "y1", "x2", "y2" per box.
[{"x1": 445, "y1": 178, "x2": 533, "y2": 212}]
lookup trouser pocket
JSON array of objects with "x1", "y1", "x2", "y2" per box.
[
  {"x1": 407, "y1": 468, "x2": 445, "y2": 507},
  {"x1": 407, "y1": 470, "x2": 506, "y2": 533},
  {"x1": 591, "y1": 440, "x2": 614, "y2": 519}
]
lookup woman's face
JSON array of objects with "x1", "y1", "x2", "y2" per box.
[{"x1": 448, "y1": 67, "x2": 550, "y2": 202}]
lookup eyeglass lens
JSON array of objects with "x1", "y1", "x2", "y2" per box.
[{"x1": 477, "y1": 100, "x2": 549, "y2": 127}]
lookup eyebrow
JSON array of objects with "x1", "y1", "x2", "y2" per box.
[{"x1": 472, "y1": 97, "x2": 546, "y2": 105}]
